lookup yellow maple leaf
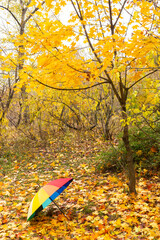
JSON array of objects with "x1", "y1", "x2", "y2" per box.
[
  {"x1": 150, "y1": 222, "x2": 159, "y2": 229},
  {"x1": 45, "y1": 0, "x2": 53, "y2": 8},
  {"x1": 86, "y1": 215, "x2": 93, "y2": 221},
  {"x1": 51, "y1": 162, "x2": 55, "y2": 167},
  {"x1": 0, "y1": 206, "x2": 3, "y2": 212},
  {"x1": 115, "y1": 218, "x2": 121, "y2": 227},
  {"x1": 33, "y1": 164, "x2": 37, "y2": 169}
]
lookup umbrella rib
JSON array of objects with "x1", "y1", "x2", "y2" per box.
[{"x1": 52, "y1": 200, "x2": 70, "y2": 220}]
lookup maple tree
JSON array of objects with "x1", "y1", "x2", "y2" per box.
[
  {"x1": 0, "y1": 2, "x2": 160, "y2": 239},
  {"x1": 0, "y1": 0, "x2": 159, "y2": 196},
  {"x1": 10, "y1": 0, "x2": 158, "y2": 193},
  {"x1": 0, "y1": 0, "x2": 45, "y2": 126}
]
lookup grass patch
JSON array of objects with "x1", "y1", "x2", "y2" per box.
[{"x1": 82, "y1": 201, "x2": 96, "y2": 214}]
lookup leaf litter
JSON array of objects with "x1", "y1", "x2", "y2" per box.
[{"x1": 0, "y1": 138, "x2": 159, "y2": 240}]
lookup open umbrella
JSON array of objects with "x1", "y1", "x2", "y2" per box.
[{"x1": 27, "y1": 178, "x2": 73, "y2": 221}]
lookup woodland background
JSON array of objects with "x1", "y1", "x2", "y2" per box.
[{"x1": 0, "y1": 0, "x2": 160, "y2": 239}]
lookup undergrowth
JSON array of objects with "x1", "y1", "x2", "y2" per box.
[{"x1": 97, "y1": 126, "x2": 160, "y2": 175}]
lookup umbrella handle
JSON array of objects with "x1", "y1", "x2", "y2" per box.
[{"x1": 53, "y1": 200, "x2": 70, "y2": 220}]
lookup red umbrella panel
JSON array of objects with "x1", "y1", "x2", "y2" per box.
[{"x1": 27, "y1": 178, "x2": 73, "y2": 221}]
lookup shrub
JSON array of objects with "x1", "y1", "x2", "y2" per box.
[
  {"x1": 96, "y1": 147, "x2": 126, "y2": 173},
  {"x1": 97, "y1": 126, "x2": 160, "y2": 173},
  {"x1": 130, "y1": 126, "x2": 160, "y2": 170}
]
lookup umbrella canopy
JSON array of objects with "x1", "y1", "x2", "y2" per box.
[{"x1": 27, "y1": 178, "x2": 73, "y2": 221}]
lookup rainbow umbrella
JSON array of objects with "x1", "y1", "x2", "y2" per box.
[{"x1": 27, "y1": 178, "x2": 73, "y2": 221}]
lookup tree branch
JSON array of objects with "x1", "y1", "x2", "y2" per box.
[
  {"x1": 108, "y1": 0, "x2": 114, "y2": 35},
  {"x1": 128, "y1": 69, "x2": 158, "y2": 89},
  {"x1": 24, "y1": 1, "x2": 45, "y2": 24},
  {"x1": 70, "y1": 0, "x2": 102, "y2": 64},
  {"x1": 70, "y1": 0, "x2": 81, "y2": 19},
  {"x1": 0, "y1": 5, "x2": 21, "y2": 27},
  {"x1": 27, "y1": 72, "x2": 108, "y2": 91},
  {"x1": 113, "y1": 0, "x2": 127, "y2": 28}
]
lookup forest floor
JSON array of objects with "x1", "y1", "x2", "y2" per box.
[{"x1": 0, "y1": 133, "x2": 160, "y2": 240}]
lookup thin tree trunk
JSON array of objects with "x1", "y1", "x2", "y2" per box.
[{"x1": 122, "y1": 111, "x2": 136, "y2": 194}]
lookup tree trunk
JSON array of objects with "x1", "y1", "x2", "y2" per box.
[{"x1": 122, "y1": 111, "x2": 136, "y2": 194}]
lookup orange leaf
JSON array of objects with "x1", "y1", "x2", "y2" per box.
[{"x1": 150, "y1": 146, "x2": 158, "y2": 153}]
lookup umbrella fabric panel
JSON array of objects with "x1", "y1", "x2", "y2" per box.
[
  {"x1": 43, "y1": 185, "x2": 59, "y2": 196},
  {"x1": 27, "y1": 198, "x2": 51, "y2": 221},
  {"x1": 28, "y1": 205, "x2": 43, "y2": 221},
  {"x1": 27, "y1": 188, "x2": 50, "y2": 220},
  {"x1": 32, "y1": 188, "x2": 49, "y2": 213},
  {"x1": 47, "y1": 178, "x2": 73, "y2": 188},
  {"x1": 28, "y1": 185, "x2": 59, "y2": 218},
  {"x1": 42, "y1": 198, "x2": 52, "y2": 209},
  {"x1": 49, "y1": 180, "x2": 73, "y2": 201},
  {"x1": 57, "y1": 181, "x2": 73, "y2": 195},
  {"x1": 27, "y1": 212, "x2": 36, "y2": 221},
  {"x1": 27, "y1": 202, "x2": 34, "y2": 221}
]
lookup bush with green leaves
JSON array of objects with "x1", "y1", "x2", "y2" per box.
[
  {"x1": 97, "y1": 126, "x2": 160, "y2": 173},
  {"x1": 130, "y1": 126, "x2": 160, "y2": 170},
  {"x1": 96, "y1": 146, "x2": 126, "y2": 173}
]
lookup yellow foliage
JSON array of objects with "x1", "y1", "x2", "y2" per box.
[{"x1": 136, "y1": 150, "x2": 143, "y2": 156}]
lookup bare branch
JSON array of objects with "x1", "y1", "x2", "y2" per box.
[
  {"x1": 0, "y1": 5, "x2": 21, "y2": 27},
  {"x1": 70, "y1": 0, "x2": 82, "y2": 19},
  {"x1": 113, "y1": 0, "x2": 127, "y2": 28},
  {"x1": 108, "y1": 0, "x2": 114, "y2": 35}
]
